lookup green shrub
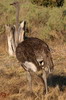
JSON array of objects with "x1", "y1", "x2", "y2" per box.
[
  {"x1": 28, "y1": 8, "x2": 49, "y2": 26},
  {"x1": 39, "y1": 25, "x2": 51, "y2": 39},
  {"x1": 31, "y1": 0, "x2": 64, "y2": 7},
  {"x1": 47, "y1": 7, "x2": 64, "y2": 31}
]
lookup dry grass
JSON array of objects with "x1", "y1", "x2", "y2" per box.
[{"x1": 0, "y1": 35, "x2": 66, "y2": 100}]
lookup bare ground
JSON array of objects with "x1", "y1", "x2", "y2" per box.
[{"x1": 0, "y1": 34, "x2": 66, "y2": 100}]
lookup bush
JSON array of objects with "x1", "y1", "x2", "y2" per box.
[
  {"x1": 28, "y1": 7, "x2": 49, "y2": 26},
  {"x1": 47, "y1": 7, "x2": 64, "y2": 31},
  {"x1": 31, "y1": 0, "x2": 64, "y2": 7}
]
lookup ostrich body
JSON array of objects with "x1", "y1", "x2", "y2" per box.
[{"x1": 16, "y1": 37, "x2": 54, "y2": 94}]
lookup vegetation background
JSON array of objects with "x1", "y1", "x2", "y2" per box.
[
  {"x1": 0, "y1": 0, "x2": 66, "y2": 42},
  {"x1": 0, "y1": 0, "x2": 66, "y2": 100}
]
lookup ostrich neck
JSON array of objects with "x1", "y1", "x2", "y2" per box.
[
  {"x1": 16, "y1": 6, "x2": 19, "y2": 32},
  {"x1": 15, "y1": 5, "x2": 20, "y2": 47}
]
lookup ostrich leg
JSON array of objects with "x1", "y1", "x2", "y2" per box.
[
  {"x1": 42, "y1": 70, "x2": 48, "y2": 94},
  {"x1": 26, "y1": 71, "x2": 33, "y2": 93}
]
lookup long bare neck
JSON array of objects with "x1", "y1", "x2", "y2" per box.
[
  {"x1": 14, "y1": 2, "x2": 20, "y2": 47},
  {"x1": 16, "y1": 4, "x2": 20, "y2": 32},
  {"x1": 10, "y1": 2, "x2": 25, "y2": 47}
]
